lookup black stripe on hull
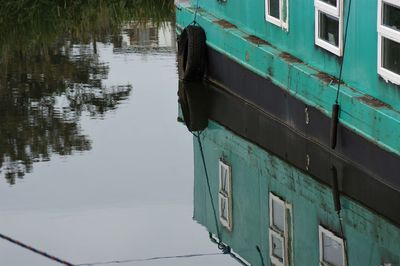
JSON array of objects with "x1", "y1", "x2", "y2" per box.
[{"x1": 202, "y1": 47, "x2": 400, "y2": 226}]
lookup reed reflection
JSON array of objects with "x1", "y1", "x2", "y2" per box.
[{"x1": 0, "y1": 0, "x2": 174, "y2": 184}]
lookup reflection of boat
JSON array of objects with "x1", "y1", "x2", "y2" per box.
[
  {"x1": 176, "y1": 0, "x2": 400, "y2": 264},
  {"x1": 178, "y1": 81, "x2": 400, "y2": 265},
  {"x1": 113, "y1": 22, "x2": 176, "y2": 54}
]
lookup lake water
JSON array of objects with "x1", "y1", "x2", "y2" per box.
[{"x1": 0, "y1": 12, "x2": 239, "y2": 266}]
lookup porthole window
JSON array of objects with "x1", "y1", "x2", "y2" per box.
[
  {"x1": 269, "y1": 193, "x2": 292, "y2": 266},
  {"x1": 319, "y1": 226, "x2": 346, "y2": 266},
  {"x1": 314, "y1": 0, "x2": 343, "y2": 55},
  {"x1": 265, "y1": 0, "x2": 289, "y2": 30},
  {"x1": 218, "y1": 160, "x2": 232, "y2": 231},
  {"x1": 378, "y1": 0, "x2": 400, "y2": 85}
]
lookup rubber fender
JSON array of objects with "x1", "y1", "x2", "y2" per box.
[
  {"x1": 178, "y1": 81, "x2": 208, "y2": 132},
  {"x1": 178, "y1": 25, "x2": 206, "y2": 81}
]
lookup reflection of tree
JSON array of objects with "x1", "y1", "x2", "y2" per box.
[
  {"x1": 0, "y1": 0, "x2": 175, "y2": 61},
  {"x1": 0, "y1": 0, "x2": 173, "y2": 183},
  {"x1": 0, "y1": 44, "x2": 130, "y2": 184}
]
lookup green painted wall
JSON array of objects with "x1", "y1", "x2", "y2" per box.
[
  {"x1": 193, "y1": 121, "x2": 400, "y2": 266},
  {"x1": 176, "y1": 3, "x2": 400, "y2": 156},
  {"x1": 188, "y1": 0, "x2": 400, "y2": 109}
]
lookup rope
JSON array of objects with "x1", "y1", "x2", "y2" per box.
[
  {"x1": 0, "y1": 233, "x2": 75, "y2": 266},
  {"x1": 76, "y1": 253, "x2": 222, "y2": 266},
  {"x1": 331, "y1": 0, "x2": 353, "y2": 149},
  {"x1": 337, "y1": 212, "x2": 349, "y2": 266},
  {"x1": 193, "y1": 131, "x2": 230, "y2": 255},
  {"x1": 256, "y1": 246, "x2": 266, "y2": 266},
  {"x1": 1, "y1": 230, "x2": 224, "y2": 266},
  {"x1": 192, "y1": 0, "x2": 200, "y2": 25},
  {"x1": 195, "y1": 132, "x2": 222, "y2": 241},
  {"x1": 335, "y1": 0, "x2": 353, "y2": 103},
  {"x1": 330, "y1": 0, "x2": 352, "y2": 253}
]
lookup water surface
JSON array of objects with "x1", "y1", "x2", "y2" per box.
[{"x1": 0, "y1": 2, "x2": 238, "y2": 265}]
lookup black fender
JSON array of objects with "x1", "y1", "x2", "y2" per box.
[
  {"x1": 178, "y1": 81, "x2": 208, "y2": 132},
  {"x1": 178, "y1": 25, "x2": 206, "y2": 81}
]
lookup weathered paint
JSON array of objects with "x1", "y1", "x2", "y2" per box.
[
  {"x1": 176, "y1": 2, "x2": 400, "y2": 157},
  {"x1": 186, "y1": 0, "x2": 400, "y2": 106},
  {"x1": 193, "y1": 120, "x2": 400, "y2": 266}
]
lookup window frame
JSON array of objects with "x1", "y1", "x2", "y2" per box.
[
  {"x1": 269, "y1": 229, "x2": 285, "y2": 266},
  {"x1": 219, "y1": 160, "x2": 231, "y2": 196},
  {"x1": 269, "y1": 193, "x2": 291, "y2": 266},
  {"x1": 377, "y1": 0, "x2": 400, "y2": 85},
  {"x1": 269, "y1": 193, "x2": 286, "y2": 233},
  {"x1": 265, "y1": 0, "x2": 289, "y2": 30},
  {"x1": 319, "y1": 226, "x2": 346, "y2": 266},
  {"x1": 218, "y1": 160, "x2": 232, "y2": 231},
  {"x1": 314, "y1": 0, "x2": 344, "y2": 56}
]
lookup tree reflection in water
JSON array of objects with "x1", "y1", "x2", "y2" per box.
[{"x1": 0, "y1": 0, "x2": 174, "y2": 184}]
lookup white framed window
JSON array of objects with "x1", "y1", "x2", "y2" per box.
[
  {"x1": 265, "y1": 0, "x2": 289, "y2": 30},
  {"x1": 270, "y1": 194, "x2": 286, "y2": 233},
  {"x1": 269, "y1": 193, "x2": 291, "y2": 266},
  {"x1": 219, "y1": 160, "x2": 231, "y2": 196},
  {"x1": 378, "y1": 0, "x2": 400, "y2": 85},
  {"x1": 219, "y1": 160, "x2": 232, "y2": 231},
  {"x1": 270, "y1": 230, "x2": 285, "y2": 265},
  {"x1": 314, "y1": 0, "x2": 343, "y2": 56},
  {"x1": 319, "y1": 226, "x2": 346, "y2": 266}
]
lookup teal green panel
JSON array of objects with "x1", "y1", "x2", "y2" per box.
[
  {"x1": 176, "y1": 4, "x2": 400, "y2": 156},
  {"x1": 192, "y1": 121, "x2": 400, "y2": 266},
  {"x1": 186, "y1": 0, "x2": 400, "y2": 109}
]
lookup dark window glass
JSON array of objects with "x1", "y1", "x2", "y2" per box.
[
  {"x1": 383, "y1": 37, "x2": 400, "y2": 75},
  {"x1": 383, "y1": 3, "x2": 400, "y2": 32},
  {"x1": 320, "y1": 0, "x2": 337, "y2": 7},
  {"x1": 319, "y1": 12, "x2": 339, "y2": 47},
  {"x1": 269, "y1": 0, "x2": 280, "y2": 19}
]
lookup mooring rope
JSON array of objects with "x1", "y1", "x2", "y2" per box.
[
  {"x1": 195, "y1": 132, "x2": 222, "y2": 240},
  {"x1": 256, "y1": 245, "x2": 266, "y2": 266},
  {"x1": 76, "y1": 252, "x2": 222, "y2": 266},
  {"x1": 0, "y1": 233, "x2": 75, "y2": 266},
  {"x1": 330, "y1": 166, "x2": 349, "y2": 266},
  {"x1": 193, "y1": 131, "x2": 231, "y2": 255},
  {"x1": 330, "y1": 0, "x2": 353, "y2": 149},
  {"x1": 337, "y1": 211, "x2": 349, "y2": 266},
  {"x1": 329, "y1": 0, "x2": 353, "y2": 249},
  {"x1": 1, "y1": 231, "x2": 225, "y2": 266},
  {"x1": 192, "y1": 0, "x2": 200, "y2": 24},
  {"x1": 335, "y1": 0, "x2": 353, "y2": 104}
]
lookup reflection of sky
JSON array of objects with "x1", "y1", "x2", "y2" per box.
[{"x1": 0, "y1": 25, "x2": 239, "y2": 265}]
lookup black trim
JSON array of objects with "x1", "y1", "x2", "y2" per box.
[
  {"x1": 206, "y1": 47, "x2": 400, "y2": 193},
  {"x1": 203, "y1": 81, "x2": 400, "y2": 226},
  {"x1": 198, "y1": 48, "x2": 400, "y2": 226}
]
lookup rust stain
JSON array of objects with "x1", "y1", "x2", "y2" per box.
[
  {"x1": 214, "y1": 19, "x2": 237, "y2": 29},
  {"x1": 312, "y1": 71, "x2": 341, "y2": 85},
  {"x1": 278, "y1": 52, "x2": 303, "y2": 64},
  {"x1": 358, "y1": 95, "x2": 389, "y2": 108},
  {"x1": 245, "y1": 35, "x2": 270, "y2": 46}
]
